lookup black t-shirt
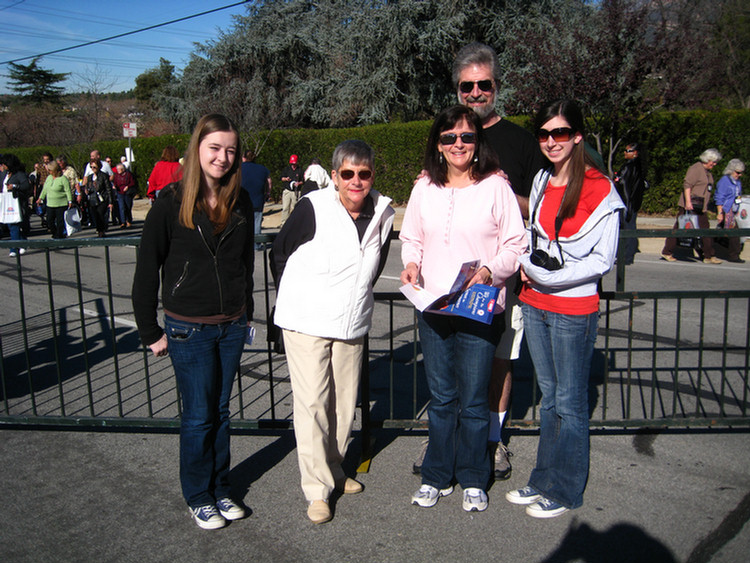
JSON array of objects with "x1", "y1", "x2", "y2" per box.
[
  {"x1": 483, "y1": 119, "x2": 547, "y2": 199},
  {"x1": 281, "y1": 165, "x2": 304, "y2": 191}
]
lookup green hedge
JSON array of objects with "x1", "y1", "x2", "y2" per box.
[{"x1": 4, "y1": 110, "x2": 747, "y2": 209}]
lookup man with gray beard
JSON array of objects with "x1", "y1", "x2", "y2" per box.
[{"x1": 413, "y1": 43, "x2": 546, "y2": 482}]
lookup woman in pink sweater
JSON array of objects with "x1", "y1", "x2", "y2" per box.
[{"x1": 400, "y1": 105, "x2": 527, "y2": 513}]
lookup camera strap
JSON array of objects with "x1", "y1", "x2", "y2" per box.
[{"x1": 530, "y1": 170, "x2": 564, "y2": 252}]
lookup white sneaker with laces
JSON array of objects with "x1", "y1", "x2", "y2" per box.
[
  {"x1": 190, "y1": 504, "x2": 226, "y2": 529},
  {"x1": 526, "y1": 497, "x2": 569, "y2": 518},
  {"x1": 216, "y1": 497, "x2": 245, "y2": 520},
  {"x1": 505, "y1": 486, "x2": 542, "y2": 505},
  {"x1": 462, "y1": 488, "x2": 488, "y2": 512},
  {"x1": 411, "y1": 484, "x2": 453, "y2": 508}
]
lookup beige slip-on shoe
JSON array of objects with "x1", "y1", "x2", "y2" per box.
[
  {"x1": 337, "y1": 477, "x2": 364, "y2": 495},
  {"x1": 307, "y1": 500, "x2": 332, "y2": 524}
]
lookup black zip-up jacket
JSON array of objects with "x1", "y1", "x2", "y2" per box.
[{"x1": 132, "y1": 184, "x2": 254, "y2": 346}]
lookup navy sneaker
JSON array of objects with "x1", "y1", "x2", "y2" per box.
[
  {"x1": 190, "y1": 504, "x2": 226, "y2": 530},
  {"x1": 216, "y1": 497, "x2": 245, "y2": 520},
  {"x1": 526, "y1": 497, "x2": 569, "y2": 518},
  {"x1": 505, "y1": 486, "x2": 542, "y2": 505}
]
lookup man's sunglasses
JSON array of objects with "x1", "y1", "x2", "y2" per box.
[
  {"x1": 537, "y1": 127, "x2": 575, "y2": 143},
  {"x1": 439, "y1": 132, "x2": 477, "y2": 146},
  {"x1": 459, "y1": 80, "x2": 493, "y2": 94},
  {"x1": 339, "y1": 169, "x2": 372, "y2": 181}
]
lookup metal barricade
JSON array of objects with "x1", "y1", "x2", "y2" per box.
[{"x1": 1, "y1": 227, "x2": 749, "y2": 433}]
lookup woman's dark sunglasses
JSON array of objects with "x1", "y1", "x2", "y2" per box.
[
  {"x1": 339, "y1": 169, "x2": 372, "y2": 181},
  {"x1": 439, "y1": 132, "x2": 477, "y2": 146},
  {"x1": 537, "y1": 127, "x2": 575, "y2": 143},
  {"x1": 459, "y1": 80, "x2": 493, "y2": 93}
]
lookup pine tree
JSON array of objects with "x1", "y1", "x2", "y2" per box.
[{"x1": 7, "y1": 58, "x2": 69, "y2": 104}]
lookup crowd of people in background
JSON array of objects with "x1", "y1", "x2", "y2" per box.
[{"x1": 0, "y1": 148, "x2": 140, "y2": 248}]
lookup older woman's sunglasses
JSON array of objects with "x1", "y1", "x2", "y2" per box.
[
  {"x1": 439, "y1": 132, "x2": 477, "y2": 146},
  {"x1": 459, "y1": 80, "x2": 493, "y2": 93},
  {"x1": 339, "y1": 169, "x2": 372, "y2": 181},
  {"x1": 537, "y1": 127, "x2": 575, "y2": 143}
]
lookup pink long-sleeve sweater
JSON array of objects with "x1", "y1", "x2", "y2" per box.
[{"x1": 400, "y1": 174, "x2": 528, "y2": 312}]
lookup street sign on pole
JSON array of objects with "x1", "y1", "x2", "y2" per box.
[{"x1": 123, "y1": 122, "x2": 137, "y2": 138}]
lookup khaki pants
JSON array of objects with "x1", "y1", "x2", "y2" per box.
[
  {"x1": 281, "y1": 189, "x2": 297, "y2": 227},
  {"x1": 283, "y1": 329, "x2": 364, "y2": 501}
]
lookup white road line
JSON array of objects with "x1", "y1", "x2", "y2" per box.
[{"x1": 82, "y1": 309, "x2": 138, "y2": 328}]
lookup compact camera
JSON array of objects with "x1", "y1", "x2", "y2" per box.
[{"x1": 530, "y1": 249, "x2": 563, "y2": 271}]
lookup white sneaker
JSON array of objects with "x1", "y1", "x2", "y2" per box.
[
  {"x1": 526, "y1": 497, "x2": 569, "y2": 518},
  {"x1": 190, "y1": 504, "x2": 226, "y2": 530},
  {"x1": 19, "y1": 248, "x2": 26, "y2": 255},
  {"x1": 462, "y1": 488, "x2": 488, "y2": 512},
  {"x1": 411, "y1": 484, "x2": 453, "y2": 508},
  {"x1": 216, "y1": 497, "x2": 245, "y2": 520},
  {"x1": 505, "y1": 486, "x2": 542, "y2": 505},
  {"x1": 9, "y1": 251, "x2": 17, "y2": 257}
]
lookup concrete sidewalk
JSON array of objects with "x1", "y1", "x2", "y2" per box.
[{"x1": 2, "y1": 427, "x2": 749, "y2": 562}]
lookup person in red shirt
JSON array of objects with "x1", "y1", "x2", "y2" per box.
[
  {"x1": 506, "y1": 99, "x2": 624, "y2": 519},
  {"x1": 147, "y1": 145, "x2": 182, "y2": 202}
]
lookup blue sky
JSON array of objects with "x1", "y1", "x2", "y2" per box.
[{"x1": 1, "y1": 0, "x2": 252, "y2": 95}]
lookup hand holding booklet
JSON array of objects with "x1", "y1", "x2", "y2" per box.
[{"x1": 399, "y1": 260, "x2": 499, "y2": 325}]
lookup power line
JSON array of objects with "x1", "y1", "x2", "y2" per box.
[{"x1": 0, "y1": 0, "x2": 250, "y2": 65}]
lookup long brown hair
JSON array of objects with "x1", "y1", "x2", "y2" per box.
[
  {"x1": 534, "y1": 99, "x2": 606, "y2": 220},
  {"x1": 178, "y1": 114, "x2": 242, "y2": 233}
]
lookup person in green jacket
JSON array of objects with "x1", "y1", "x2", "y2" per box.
[{"x1": 37, "y1": 161, "x2": 74, "y2": 239}]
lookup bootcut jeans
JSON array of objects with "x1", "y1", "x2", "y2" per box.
[
  {"x1": 522, "y1": 303, "x2": 598, "y2": 509},
  {"x1": 417, "y1": 310, "x2": 503, "y2": 491}
]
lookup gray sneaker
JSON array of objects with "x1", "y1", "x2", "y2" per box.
[
  {"x1": 462, "y1": 488, "x2": 488, "y2": 512},
  {"x1": 493, "y1": 442, "x2": 513, "y2": 480},
  {"x1": 412, "y1": 439, "x2": 429, "y2": 474},
  {"x1": 411, "y1": 484, "x2": 454, "y2": 508}
]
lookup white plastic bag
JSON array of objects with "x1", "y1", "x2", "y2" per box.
[{"x1": 64, "y1": 207, "x2": 82, "y2": 236}]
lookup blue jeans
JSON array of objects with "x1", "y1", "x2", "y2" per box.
[
  {"x1": 621, "y1": 211, "x2": 638, "y2": 264},
  {"x1": 522, "y1": 304, "x2": 598, "y2": 509},
  {"x1": 116, "y1": 192, "x2": 134, "y2": 225},
  {"x1": 254, "y1": 210, "x2": 263, "y2": 250},
  {"x1": 8, "y1": 223, "x2": 25, "y2": 254},
  {"x1": 165, "y1": 313, "x2": 246, "y2": 508},
  {"x1": 417, "y1": 311, "x2": 503, "y2": 490}
]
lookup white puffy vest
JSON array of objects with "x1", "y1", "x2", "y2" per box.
[{"x1": 274, "y1": 188, "x2": 394, "y2": 340}]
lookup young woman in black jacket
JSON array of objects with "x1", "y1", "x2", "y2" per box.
[{"x1": 132, "y1": 114, "x2": 254, "y2": 530}]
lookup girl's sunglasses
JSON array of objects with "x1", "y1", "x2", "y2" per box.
[
  {"x1": 439, "y1": 132, "x2": 477, "y2": 146},
  {"x1": 537, "y1": 127, "x2": 575, "y2": 143},
  {"x1": 339, "y1": 169, "x2": 372, "y2": 181}
]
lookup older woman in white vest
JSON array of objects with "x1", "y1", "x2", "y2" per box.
[{"x1": 271, "y1": 139, "x2": 395, "y2": 524}]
